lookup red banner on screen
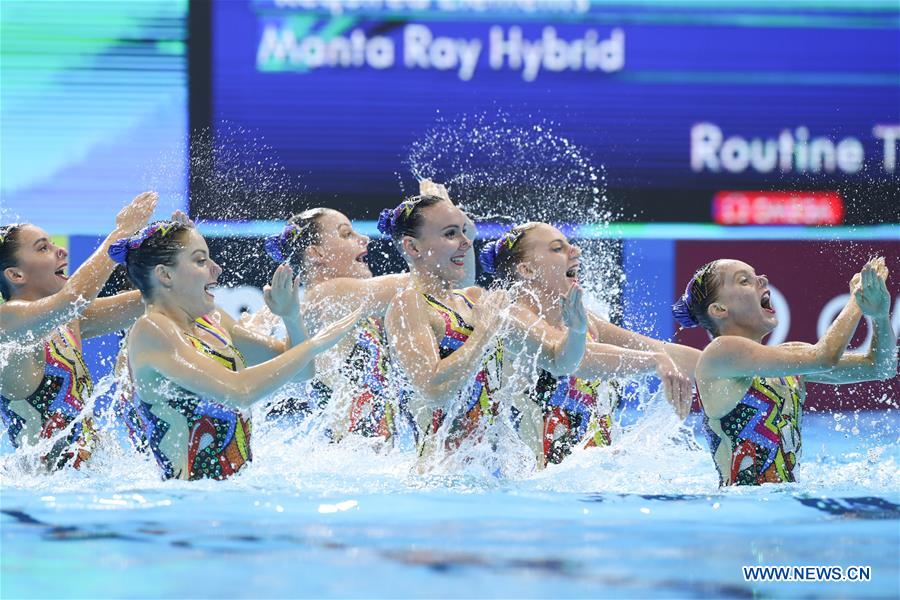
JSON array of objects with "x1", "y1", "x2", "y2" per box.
[
  {"x1": 713, "y1": 191, "x2": 844, "y2": 225},
  {"x1": 673, "y1": 240, "x2": 899, "y2": 411}
]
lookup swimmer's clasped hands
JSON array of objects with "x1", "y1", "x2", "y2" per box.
[{"x1": 854, "y1": 259, "x2": 890, "y2": 318}]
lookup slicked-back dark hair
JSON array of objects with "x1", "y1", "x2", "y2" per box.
[
  {"x1": 377, "y1": 195, "x2": 448, "y2": 244},
  {"x1": 124, "y1": 224, "x2": 192, "y2": 299},
  {"x1": 672, "y1": 260, "x2": 724, "y2": 336}
]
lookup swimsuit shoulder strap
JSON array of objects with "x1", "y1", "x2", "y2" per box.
[{"x1": 453, "y1": 290, "x2": 476, "y2": 309}]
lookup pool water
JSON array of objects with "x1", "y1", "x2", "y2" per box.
[{"x1": 2, "y1": 407, "x2": 898, "y2": 599}]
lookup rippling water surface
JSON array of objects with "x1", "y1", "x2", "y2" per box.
[{"x1": 2, "y1": 403, "x2": 898, "y2": 599}]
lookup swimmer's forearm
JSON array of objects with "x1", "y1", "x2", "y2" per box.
[
  {"x1": 575, "y1": 344, "x2": 659, "y2": 379},
  {"x1": 429, "y1": 327, "x2": 494, "y2": 390},
  {"x1": 662, "y1": 343, "x2": 701, "y2": 378},
  {"x1": 223, "y1": 340, "x2": 325, "y2": 405},
  {"x1": 546, "y1": 327, "x2": 587, "y2": 376},
  {"x1": 868, "y1": 314, "x2": 898, "y2": 380},
  {"x1": 815, "y1": 297, "x2": 862, "y2": 367},
  {"x1": 282, "y1": 315, "x2": 314, "y2": 380}
]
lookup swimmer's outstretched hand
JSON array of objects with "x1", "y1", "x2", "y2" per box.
[
  {"x1": 307, "y1": 306, "x2": 363, "y2": 354},
  {"x1": 419, "y1": 178, "x2": 451, "y2": 201},
  {"x1": 263, "y1": 263, "x2": 301, "y2": 318},
  {"x1": 654, "y1": 352, "x2": 694, "y2": 419},
  {"x1": 114, "y1": 191, "x2": 158, "y2": 236},
  {"x1": 560, "y1": 283, "x2": 588, "y2": 334},
  {"x1": 855, "y1": 261, "x2": 890, "y2": 318}
]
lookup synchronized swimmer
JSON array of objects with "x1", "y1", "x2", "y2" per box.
[{"x1": 1, "y1": 183, "x2": 896, "y2": 484}]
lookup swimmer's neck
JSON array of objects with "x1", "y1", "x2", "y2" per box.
[
  {"x1": 305, "y1": 265, "x2": 369, "y2": 289},
  {"x1": 145, "y1": 299, "x2": 199, "y2": 333},
  {"x1": 409, "y1": 267, "x2": 455, "y2": 297},
  {"x1": 717, "y1": 322, "x2": 767, "y2": 343},
  {"x1": 9, "y1": 288, "x2": 49, "y2": 302}
]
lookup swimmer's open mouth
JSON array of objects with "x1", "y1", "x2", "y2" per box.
[
  {"x1": 355, "y1": 251, "x2": 368, "y2": 263},
  {"x1": 761, "y1": 291, "x2": 775, "y2": 313},
  {"x1": 450, "y1": 254, "x2": 466, "y2": 267},
  {"x1": 55, "y1": 264, "x2": 68, "y2": 280},
  {"x1": 566, "y1": 264, "x2": 579, "y2": 281},
  {"x1": 204, "y1": 282, "x2": 218, "y2": 298}
]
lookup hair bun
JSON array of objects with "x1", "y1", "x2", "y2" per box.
[
  {"x1": 108, "y1": 239, "x2": 131, "y2": 265},
  {"x1": 264, "y1": 234, "x2": 284, "y2": 263},
  {"x1": 672, "y1": 295, "x2": 699, "y2": 328},
  {"x1": 377, "y1": 208, "x2": 394, "y2": 236},
  {"x1": 479, "y1": 241, "x2": 499, "y2": 274}
]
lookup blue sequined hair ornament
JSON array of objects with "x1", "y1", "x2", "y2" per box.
[
  {"x1": 377, "y1": 199, "x2": 422, "y2": 237},
  {"x1": 264, "y1": 223, "x2": 307, "y2": 263},
  {"x1": 108, "y1": 221, "x2": 179, "y2": 265},
  {"x1": 671, "y1": 286, "x2": 698, "y2": 328},
  {"x1": 672, "y1": 269, "x2": 711, "y2": 329},
  {"x1": 478, "y1": 228, "x2": 526, "y2": 275}
]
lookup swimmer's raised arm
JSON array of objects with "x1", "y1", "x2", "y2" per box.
[
  {"x1": 504, "y1": 283, "x2": 587, "y2": 376},
  {"x1": 698, "y1": 267, "x2": 875, "y2": 381},
  {"x1": 214, "y1": 263, "x2": 306, "y2": 366},
  {"x1": 385, "y1": 287, "x2": 505, "y2": 406},
  {"x1": 79, "y1": 290, "x2": 144, "y2": 338},
  {"x1": 129, "y1": 307, "x2": 361, "y2": 407},
  {"x1": 803, "y1": 261, "x2": 896, "y2": 384},
  {"x1": 0, "y1": 191, "x2": 157, "y2": 342}
]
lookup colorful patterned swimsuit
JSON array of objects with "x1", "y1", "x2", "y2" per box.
[
  {"x1": 420, "y1": 291, "x2": 503, "y2": 449},
  {"x1": 702, "y1": 375, "x2": 805, "y2": 486},
  {"x1": 0, "y1": 325, "x2": 96, "y2": 469},
  {"x1": 133, "y1": 315, "x2": 252, "y2": 481},
  {"x1": 266, "y1": 317, "x2": 398, "y2": 441},
  {"x1": 344, "y1": 316, "x2": 396, "y2": 439},
  {"x1": 528, "y1": 332, "x2": 615, "y2": 464}
]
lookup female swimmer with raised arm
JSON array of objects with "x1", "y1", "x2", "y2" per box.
[
  {"x1": 480, "y1": 223, "x2": 699, "y2": 466},
  {"x1": 0, "y1": 192, "x2": 157, "y2": 469},
  {"x1": 117, "y1": 221, "x2": 359, "y2": 480},
  {"x1": 673, "y1": 258, "x2": 895, "y2": 486},
  {"x1": 380, "y1": 196, "x2": 589, "y2": 457}
]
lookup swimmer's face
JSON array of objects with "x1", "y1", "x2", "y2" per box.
[
  {"x1": 164, "y1": 229, "x2": 222, "y2": 317},
  {"x1": 2, "y1": 225, "x2": 69, "y2": 299},
  {"x1": 307, "y1": 210, "x2": 371, "y2": 280},
  {"x1": 403, "y1": 200, "x2": 471, "y2": 284},
  {"x1": 517, "y1": 223, "x2": 581, "y2": 296},
  {"x1": 709, "y1": 260, "x2": 777, "y2": 337}
]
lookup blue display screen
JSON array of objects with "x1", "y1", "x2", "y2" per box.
[
  {"x1": 207, "y1": 1, "x2": 900, "y2": 221},
  {"x1": 0, "y1": 0, "x2": 188, "y2": 234}
]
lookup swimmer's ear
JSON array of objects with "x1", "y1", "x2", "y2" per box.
[
  {"x1": 153, "y1": 264, "x2": 175, "y2": 290},
  {"x1": 514, "y1": 261, "x2": 536, "y2": 281},
  {"x1": 2, "y1": 267, "x2": 24, "y2": 286},
  {"x1": 400, "y1": 236, "x2": 420, "y2": 259},
  {"x1": 707, "y1": 302, "x2": 727, "y2": 320},
  {"x1": 305, "y1": 244, "x2": 325, "y2": 265}
]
